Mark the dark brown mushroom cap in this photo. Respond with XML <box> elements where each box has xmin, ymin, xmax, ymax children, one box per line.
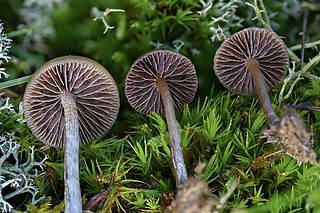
<box><xmin>214</xmin><ymin>27</ymin><xmax>289</xmax><ymax>95</ymax></box>
<box><xmin>24</xmin><ymin>56</ymin><xmax>120</xmax><ymax>148</ymax></box>
<box><xmin>125</xmin><ymin>50</ymin><xmax>198</xmax><ymax>115</ymax></box>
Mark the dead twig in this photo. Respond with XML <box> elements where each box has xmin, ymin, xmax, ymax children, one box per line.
<box><xmin>84</xmin><ymin>173</ymin><xmax>115</xmax><ymax>211</ymax></box>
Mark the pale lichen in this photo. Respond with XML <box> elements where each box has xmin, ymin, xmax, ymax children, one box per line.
<box><xmin>198</xmin><ymin>0</ymin><xmax>244</xmax><ymax>42</ymax></box>
<box><xmin>91</xmin><ymin>7</ymin><xmax>125</xmax><ymax>34</ymax></box>
<box><xmin>0</xmin><ymin>21</ymin><xmax>11</xmax><ymax>79</ymax></box>
<box><xmin>0</xmin><ymin>134</ymin><xmax>47</xmax><ymax>212</ymax></box>
<box><xmin>0</xmin><ymin>96</ymin><xmax>24</xmax><ymax>124</ymax></box>
<box><xmin>0</xmin><ymin>96</ymin><xmax>45</xmax><ymax>212</ymax></box>
<box><xmin>18</xmin><ymin>0</ymin><xmax>64</xmax><ymax>44</ymax></box>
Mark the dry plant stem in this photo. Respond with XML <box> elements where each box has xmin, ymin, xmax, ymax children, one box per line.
<box><xmin>84</xmin><ymin>173</ymin><xmax>115</xmax><ymax>211</ymax></box>
<box><xmin>60</xmin><ymin>92</ymin><xmax>82</xmax><ymax>213</ymax></box>
<box><xmin>290</xmin><ymin>40</ymin><xmax>320</xmax><ymax>51</ymax></box>
<box><xmin>0</xmin><ymin>75</ymin><xmax>31</xmax><ymax>90</ymax></box>
<box><xmin>301</xmin><ymin>7</ymin><xmax>309</xmax><ymax>68</ymax></box>
<box><xmin>246</xmin><ymin>58</ymin><xmax>279</xmax><ymax>125</ymax></box>
<box><xmin>156</xmin><ymin>78</ymin><xmax>187</xmax><ymax>189</ymax></box>
<box><xmin>0</xmin><ymin>89</ymin><xmax>20</xmax><ymax>99</ymax></box>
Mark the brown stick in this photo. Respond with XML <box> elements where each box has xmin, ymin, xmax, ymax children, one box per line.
<box><xmin>301</xmin><ymin>7</ymin><xmax>309</xmax><ymax>68</ymax></box>
<box><xmin>84</xmin><ymin>173</ymin><xmax>115</xmax><ymax>211</ymax></box>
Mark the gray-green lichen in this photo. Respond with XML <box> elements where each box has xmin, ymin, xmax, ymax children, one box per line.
<box><xmin>0</xmin><ymin>97</ymin><xmax>47</xmax><ymax>212</ymax></box>
<box><xmin>0</xmin><ymin>134</ymin><xmax>47</xmax><ymax>212</ymax></box>
<box><xmin>18</xmin><ymin>0</ymin><xmax>64</xmax><ymax>45</ymax></box>
<box><xmin>0</xmin><ymin>21</ymin><xmax>11</xmax><ymax>79</ymax></box>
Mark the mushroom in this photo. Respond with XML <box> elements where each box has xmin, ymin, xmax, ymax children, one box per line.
<box><xmin>23</xmin><ymin>56</ymin><xmax>120</xmax><ymax>213</ymax></box>
<box><xmin>125</xmin><ymin>50</ymin><xmax>198</xmax><ymax>188</ymax></box>
<box><xmin>214</xmin><ymin>27</ymin><xmax>289</xmax><ymax>125</ymax></box>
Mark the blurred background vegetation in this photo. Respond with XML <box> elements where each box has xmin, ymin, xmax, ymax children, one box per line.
<box><xmin>1</xmin><ymin>0</ymin><xmax>320</xmax><ymax>212</ymax></box>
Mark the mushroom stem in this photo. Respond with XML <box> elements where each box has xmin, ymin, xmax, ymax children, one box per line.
<box><xmin>245</xmin><ymin>58</ymin><xmax>279</xmax><ymax>125</ymax></box>
<box><xmin>60</xmin><ymin>92</ymin><xmax>82</xmax><ymax>213</ymax></box>
<box><xmin>156</xmin><ymin>78</ymin><xmax>188</xmax><ymax>189</ymax></box>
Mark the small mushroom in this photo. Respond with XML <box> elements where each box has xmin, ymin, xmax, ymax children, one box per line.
<box><xmin>24</xmin><ymin>56</ymin><xmax>120</xmax><ymax>213</ymax></box>
<box><xmin>214</xmin><ymin>27</ymin><xmax>289</xmax><ymax>125</ymax></box>
<box><xmin>125</xmin><ymin>50</ymin><xmax>198</xmax><ymax>188</ymax></box>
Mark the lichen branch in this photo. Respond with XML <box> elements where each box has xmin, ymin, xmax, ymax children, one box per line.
<box><xmin>279</xmin><ymin>53</ymin><xmax>320</xmax><ymax>101</ymax></box>
<box><xmin>0</xmin><ymin>21</ymin><xmax>11</xmax><ymax>79</ymax></box>
<box><xmin>91</xmin><ymin>7</ymin><xmax>125</xmax><ymax>34</ymax></box>
<box><xmin>0</xmin><ymin>134</ymin><xmax>47</xmax><ymax>212</ymax></box>
<box><xmin>207</xmin><ymin>0</ymin><xmax>243</xmax><ymax>42</ymax></box>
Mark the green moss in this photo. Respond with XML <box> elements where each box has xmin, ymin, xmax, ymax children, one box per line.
<box><xmin>1</xmin><ymin>0</ymin><xmax>320</xmax><ymax>212</ymax></box>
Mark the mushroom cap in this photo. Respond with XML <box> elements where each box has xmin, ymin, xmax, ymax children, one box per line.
<box><xmin>125</xmin><ymin>50</ymin><xmax>198</xmax><ymax>115</ymax></box>
<box><xmin>24</xmin><ymin>56</ymin><xmax>120</xmax><ymax>149</ymax></box>
<box><xmin>214</xmin><ymin>27</ymin><xmax>289</xmax><ymax>95</ymax></box>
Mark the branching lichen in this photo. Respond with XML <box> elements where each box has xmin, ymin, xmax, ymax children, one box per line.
<box><xmin>18</xmin><ymin>0</ymin><xmax>64</xmax><ymax>44</ymax></box>
<box><xmin>198</xmin><ymin>0</ymin><xmax>215</xmax><ymax>18</ymax></box>
<box><xmin>0</xmin><ymin>21</ymin><xmax>11</xmax><ymax>79</ymax></box>
<box><xmin>91</xmin><ymin>7</ymin><xmax>125</xmax><ymax>34</ymax></box>
<box><xmin>150</xmin><ymin>38</ymin><xmax>200</xmax><ymax>56</ymax></box>
<box><xmin>0</xmin><ymin>98</ymin><xmax>14</xmax><ymax>114</ymax></box>
<box><xmin>0</xmin><ymin>95</ymin><xmax>44</xmax><ymax>212</ymax></box>
<box><xmin>0</xmin><ymin>96</ymin><xmax>24</xmax><ymax>124</ymax></box>
<box><xmin>202</xmin><ymin>0</ymin><xmax>244</xmax><ymax>42</ymax></box>
<box><xmin>0</xmin><ymin>134</ymin><xmax>47</xmax><ymax>213</ymax></box>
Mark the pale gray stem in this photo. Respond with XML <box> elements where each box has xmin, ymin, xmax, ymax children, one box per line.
<box><xmin>156</xmin><ymin>78</ymin><xmax>188</xmax><ymax>189</ymax></box>
<box><xmin>60</xmin><ymin>92</ymin><xmax>82</xmax><ymax>213</ymax></box>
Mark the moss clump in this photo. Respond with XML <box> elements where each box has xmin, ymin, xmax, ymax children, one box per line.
<box><xmin>1</xmin><ymin>0</ymin><xmax>320</xmax><ymax>212</ymax></box>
